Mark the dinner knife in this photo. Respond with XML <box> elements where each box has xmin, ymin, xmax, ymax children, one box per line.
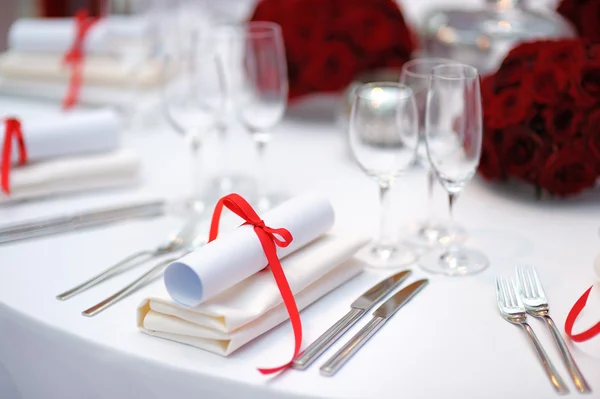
<box><xmin>0</xmin><ymin>200</ymin><xmax>166</xmax><ymax>244</ymax></box>
<box><xmin>292</xmin><ymin>270</ymin><xmax>412</xmax><ymax>370</ymax></box>
<box><xmin>320</xmin><ymin>279</ymin><xmax>429</xmax><ymax>377</ymax></box>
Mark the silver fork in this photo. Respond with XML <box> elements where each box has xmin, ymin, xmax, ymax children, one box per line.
<box><xmin>496</xmin><ymin>277</ymin><xmax>569</xmax><ymax>395</ymax></box>
<box><xmin>56</xmin><ymin>218</ymin><xmax>200</xmax><ymax>301</ymax></box>
<box><xmin>517</xmin><ymin>265</ymin><xmax>592</xmax><ymax>393</ymax></box>
<box><xmin>81</xmin><ymin>235</ymin><xmax>207</xmax><ymax>317</ymax></box>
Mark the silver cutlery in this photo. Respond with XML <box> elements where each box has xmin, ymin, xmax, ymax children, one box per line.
<box><xmin>0</xmin><ymin>200</ymin><xmax>166</xmax><ymax>245</ymax></box>
<box><xmin>516</xmin><ymin>265</ymin><xmax>592</xmax><ymax>394</ymax></box>
<box><xmin>56</xmin><ymin>218</ymin><xmax>199</xmax><ymax>301</ymax></box>
<box><xmin>292</xmin><ymin>269</ymin><xmax>412</xmax><ymax>370</ymax></box>
<box><xmin>81</xmin><ymin>235</ymin><xmax>207</xmax><ymax>317</ymax></box>
<box><xmin>320</xmin><ymin>279</ymin><xmax>428</xmax><ymax>377</ymax></box>
<box><xmin>496</xmin><ymin>277</ymin><xmax>569</xmax><ymax>395</ymax></box>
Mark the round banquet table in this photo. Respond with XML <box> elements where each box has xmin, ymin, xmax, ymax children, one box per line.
<box><xmin>1</xmin><ymin>92</ymin><xmax>599</xmax><ymax>399</ymax></box>
<box><xmin>1</xmin><ymin>1</ymin><xmax>600</xmax><ymax>397</ymax></box>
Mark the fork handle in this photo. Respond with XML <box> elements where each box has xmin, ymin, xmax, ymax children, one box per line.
<box><xmin>542</xmin><ymin>315</ymin><xmax>592</xmax><ymax>393</ymax></box>
<box><xmin>520</xmin><ymin>322</ymin><xmax>569</xmax><ymax>395</ymax></box>
<box><xmin>81</xmin><ymin>257</ymin><xmax>174</xmax><ymax>317</ymax></box>
<box><xmin>56</xmin><ymin>250</ymin><xmax>156</xmax><ymax>301</ymax></box>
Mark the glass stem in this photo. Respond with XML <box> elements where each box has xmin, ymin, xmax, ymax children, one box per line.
<box><xmin>254</xmin><ymin>133</ymin><xmax>269</xmax><ymax>204</ymax></box>
<box><xmin>427</xmin><ymin>167</ymin><xmax>435</xmax><ymax>221</ymax></box>
<box><xmin>189</xmin><ymin>135</ymin><xmax>203</xmax><ymax>204</ymax></box>
<box><xmin>377</xmin><ymin>179</ymin><xmax>396</xmax><ymax>248</ymax></box>
<box><xmin>447</xmin><ymin>192</ymin><xmax>460</xmax><ymax>253</ymax></box>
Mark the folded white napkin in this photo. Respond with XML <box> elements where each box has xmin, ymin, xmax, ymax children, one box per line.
<box><xmin>0</xmin><ymin>52</ymin><xmax>164</xmax><ymax>88</ymax></box>
<box><xmin>138</xmin><ymin>233</ymin><xmax>368</xmax><ymax>356</ymax></box>
<box><xmin>6</xmin><ymin>109</ymin><xmax>120</xmax><ymax>164</ymax></box>
<box><xmin>0</xmin><ymin>77</ymin><xmax>157</xmax><ymax>108</ymax></box>
<box><xmin>8</xmin><ymin>17</ymin><xmax>153</xmax><ymax>56</ymax></box>
<box><xmin>1</xmin><ymin>149</ymin><xmax>140</xmax><ymax>202</ymax></box>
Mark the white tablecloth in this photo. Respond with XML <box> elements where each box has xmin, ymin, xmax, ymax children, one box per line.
<box><xmin>0</xmin><ymin>92</ymin><xmax>599</xmax><ymax>399</ymax></box>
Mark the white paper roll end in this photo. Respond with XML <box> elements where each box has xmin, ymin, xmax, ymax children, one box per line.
<box><xmin>164</xmin><ymin>261</ymin><xmax>204</xmax><ymax>307</ymax></box>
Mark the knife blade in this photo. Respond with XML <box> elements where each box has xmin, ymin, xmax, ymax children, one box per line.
<box><xmin>292</xmin><ymin>270</ymin><xmax>412</xmax><ymax>370</ymax></box>
<box><xmin>0</xmin><ymin>200</ymin><xmax>166</xmax><ymax>245</ymax></box>
<box><xmin>320</xmin><ymin>279</ymin><xmax>429</xmax><ymax>377</ymax></box>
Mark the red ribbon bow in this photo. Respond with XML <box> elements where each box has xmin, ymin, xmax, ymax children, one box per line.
<box><xmin>1</xmin><ymin>118</ymin><xmax>27</xmax><ymax>195</ymax></box>
<box><xmin>62</xmin><ymin>9</ymin><xmax>99</xmax><ymax>109</ymax></box>
<box><xmin>208</xmin><ymin>193</ymin><xmax>301</xmax><ymax>375</ymax></box>
<box><xmin>565</xmin><ymin>285</ymin><xmax>600</xmax><ymax>342</ymax></box>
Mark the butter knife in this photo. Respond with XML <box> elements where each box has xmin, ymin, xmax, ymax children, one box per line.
<box><xmin>0</xmin><ymin>200</ymin><xmax>165</xmax><ymax>244</ymax></box>
<box><xmin>292</xmin><ymin>270</ymin><xmax>412</xmax><ymax>370</ymax></box>
<box><xmin>320</xmin><ymin>279</ymin><xmax>429</xmax><ymax>377</ymax></box>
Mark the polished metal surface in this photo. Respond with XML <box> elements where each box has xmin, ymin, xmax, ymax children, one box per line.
<box><xmin>320</xmin><ymin>278</ymin><xmax>429</xmax><ymax>377</ymax></box>
<box><xmin>0</xmin><ymin>200</ymin><xmax>165</xmax><ymax>244</ymax></box>
<box><xmin>56</xmin><ymin>218</ymin><xmax>199</xmax><ymax>301</ymax></box>
<box><xmin>82</xmin><ymin>235</ymin><xmax>206</xmax><ymax>317</ymax></box>
<box><xmin>516</xmin><ymin>265</ymin><xmax>592</xmax><ymax>394</ymax></box>
<box><xmin>292</xmin><ymin>270</ymin><xmax>412</xmax><ymax>370</ymax></box>
<box><xmin>373</xmin><ymin>279</ymin><xmax>428</xmax><ymax>319</ymax></box>
<box><xmin>351</xmin><ymin>270</ymin><xmax>412</xmax><ymax>310</ymax></box>
<box><xmin>496</xmin><ymin>277</ymin><xmax>569</xmax><ymax>395</ymax></box>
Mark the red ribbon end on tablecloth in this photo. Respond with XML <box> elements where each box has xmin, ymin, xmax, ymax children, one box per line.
<box><xmin>208</xmin><ymin>193</ymin><xmax>302</xmax><ymax>375</ymax></box>
<box><xmin>565</xmin><ymin>285</ymin><xmax>600</xmax><ymax>342</ymax></box>
<box><xmin>62</xmin><ymin>9</ymin><xmax>99</xmax><ymax>110</ymax></box>
<box><xmin>1</xmin><ymin>118</ymin><xmax>27</xmax><ymax>195</ymax></box>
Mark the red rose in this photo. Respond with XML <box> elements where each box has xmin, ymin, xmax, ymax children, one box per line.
<box><xmin>479</xmin><ymin>138</ymin><xmax>504</xmax><ymax>180</ymax></box>
<box><xmin>539</xmin><ymin>146</ymin><xmax>598</xmax><ymax>196</ymax></box>
<box><xmin>502</xmin><ymin>41</ymin><xmax>543</xmax><ymax>70</ymax></box>
<box><xmin>336</xmin><ymin>10</ymin><xmax>395</xmax><ymax>54</ymax></box>
<box><xmin>588</xmin><ymin>43</ymin><xmax>600</xmax><ymax>63</ymax></box>
<box><xmin>488</xmin><ymin>84</ymin><xmax>533</xmax><ymax>129</ymax></box>
<box><xmin>583</xmin><ymin>109</ymin><xmax>600</xmax><ymax>163</ymax></box>
<box><xmin>501</xmin><ymin>126</ymin><xmax>545</xmax><ymax>181</ymax></box>
<box><xmin>531</xmin><ymin>65</ymin><xmax>569</xmax><ymax>105</ymax></box>
<box><xmin>571</xmin><ymin>62</ymin><xmax>600</xmax><ymax>106</ymax></box>
<box><xmin>576</xmin><ymin>0</ymin><xmax>600</xmax><ymax>42</ymax></box>
<box><xmin>302</xmin><ymin>41</ymin><xmax>359</xmax><ymax>92</ymax></box>
<box><xmin>538</xmin><ymin>40</ymin><xmax>586</xmax><ymax>74</ymax></box>
<box><xmin>542</xmin><ymin>101</ymin><xmax>584</xmax><ymax>142</ymax></box>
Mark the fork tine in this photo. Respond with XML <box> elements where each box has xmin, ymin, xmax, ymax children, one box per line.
<box><xmin>527</xmin><ymin>267</ymin><xmax>538</xmax><ymax>297</ymax></box>
<box><xmin>516</xmin><ymin>265</ymin><xmax>527</xmax><ymax>298</ymax></box>
<box><xmin>530</xmin><ymin>266</ymin><xmax>546</xmax><ymax>298</ymax></box>
<box><xmin>508</xmin><ymin>278</ymin><xmax>519</xmax><ymax>307</ymax></box>
<box><xmin>502</xmin><ymin>277</ymin><xmax>513</xmax><ymax>307</ymax></box>
<box><xmin>495</xmin><ymin>277</ymin><xmax>503</xmax><ymax>307</ymax></box>
<box><xmin>521</xmin><ymin>265</ymin><xmax>534</xmax><ymax>299</ymax></box>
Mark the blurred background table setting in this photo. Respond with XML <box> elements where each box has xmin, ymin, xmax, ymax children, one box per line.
<box><xmin>0</xmin><ymin>0</ymin><xmax>599</xmax><ymax>398</ymax></box>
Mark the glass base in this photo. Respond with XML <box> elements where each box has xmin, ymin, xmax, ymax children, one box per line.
<box><xmin>418</xmin><ymin>248</ymin><xmax>489</xmax><ymax>276</ymax></box>
<box><xmin>358</xmin><ymin>242</ymin><xmax>418</xmax><ymax>269</ymax></box>
<box><xmin>211</xmin><ymin>174</ymin><xmax>257</xmax><ymax>199</ymax></box>
<box><xmin>254</xmin><ymin>192</ymin><xmax>289</xmax><ymax>213</ymax></box>
<box><xmin>405</xmin><ymin>220</ymin><xmax>468</xmax><ymax>248</ymax></box>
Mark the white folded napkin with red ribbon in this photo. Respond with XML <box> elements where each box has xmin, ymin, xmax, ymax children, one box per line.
<box><xmin>137</xmin><ymin>233</ymin><xmax>367</xmax><ymax>356</ymax></box>
<box><xmin>1</xmin><ymin>149</ymin><xmax>140</xmax><ymax>203</ymax></box>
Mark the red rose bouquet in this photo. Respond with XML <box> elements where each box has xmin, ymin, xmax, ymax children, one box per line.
<box><xmin>249</xmin><ymin>0</ymin><xmax>416</xmax><ymax>100</ymax></box>
<box><xmin>557</xmin><ymin>0</ymin><xmax>600</xmax><ymax>42</ymax></box>
<box><xmin>479</xmin><ymin>39</ymin><xmax>600</xmax><ymax>197</ymax></box>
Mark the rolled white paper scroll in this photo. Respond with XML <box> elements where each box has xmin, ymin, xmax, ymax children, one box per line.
<box><xmin>7</xmin><ymin>17</ymin><xmax>153</xmax><ymax>56</ymax></box>
<box><xmin>164</xmin><ymin>195</ymin><xmax>335</xmax><ymax>307</ymax></box>
<box><xmin>8</xmin><ymin>109</ymin><xmax>121</xmax><ymax>164</ymax></box>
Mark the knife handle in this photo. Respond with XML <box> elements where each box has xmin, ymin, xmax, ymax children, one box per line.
<box><xmin>292</xmin><ymin>308</ymin><xmax>364</xmax><ymax>370</ymax></box>
<box><xmin>320</xmin><ymin>316</ymin><xmax>386</xmax><ymax>377</ymax></box>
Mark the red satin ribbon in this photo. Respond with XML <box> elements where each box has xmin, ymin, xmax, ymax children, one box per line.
<box><xmin>62</xmin><ymin>9</ymin><xmax>99</xmax><ymax>109</ymax></box>
<box><xmin>565</xmin><ymin>285</ymin><xmax>600</xmax><ymax>342</ymax></box>
<box><xmin>1</xmin><ymin>118</ymin><xmax>27</xmax><ymax>195</ymax></box>
<box><xmin>208</xmin><ymin>193</ymin><xmax>301</xmax><ymax>374</ymax></box>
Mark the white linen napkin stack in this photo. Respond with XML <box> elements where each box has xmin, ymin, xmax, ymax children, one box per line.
<box><xmin>1</xmin><ymin>109</ymin><xmax>141</xmax><ymax>202</ymax></box>
<box><xmin>137</xmin><ymin>196</ymin><xmax>369</xmax><ymax>356</ymax></box>
<box><xmin>0</xmin><ymin>17</ymin><xmax>162</xmax><ymax>107</ymax></box>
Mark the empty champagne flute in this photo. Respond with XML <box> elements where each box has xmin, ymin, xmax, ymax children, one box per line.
<box><xmin>232</xmin><ymin>22</ymin><xmax>288</xmax><ymax>211</ymax></box>
<box><xmin>400</xmin><ymin>58</ymin><xmax>466</xmax><ymax>246</ymax></box>
<box><xmin>349</xmin><ymin>82</ymin><xmax>419</xmax><ymax>268</ymax></box>
<box><xmin>160</xmin><ymin>30</ymin><xmax>224</xmax><ymax>215</ymax></box>
<box><xmin>419</xmin><ymin>64</ymin><xmax>489</xmax><ymax>276</ymax></box>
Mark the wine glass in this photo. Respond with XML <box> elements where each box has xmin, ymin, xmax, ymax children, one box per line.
<box><xmin>349</xmin><ymin>82</ymin><xmax>419</xmax><ymax>268</ymax></box>
<box><xmin>160</xmin><ymin>29</ymin><xmax>224</xmax><ymax>215</ymax></box>
<box><xmin>230</xmin><ymin>22</ymin><xmax>289</xmax><ymax>211</ymax></box>
<box><xmin>419</xmin><ymin>63</ymin><xmax>489</xmax><ymax>276</ymax></box>
<box><xmin>400</xmin><ymin>58</ymin><xmax>467</xmax><ymax>246</ymax></box>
